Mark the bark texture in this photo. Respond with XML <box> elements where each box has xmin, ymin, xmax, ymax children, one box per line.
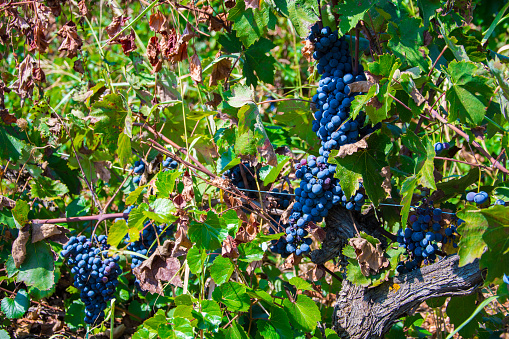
<box><xmin>310</xmin><ymin>205</ymin><xmax>484</xmax><ymax>339</ymax></box>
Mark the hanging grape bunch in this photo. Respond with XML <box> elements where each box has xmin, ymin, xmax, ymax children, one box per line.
<box><xmin>61</xmin><ymin>235</ymin><xmax>121</xmax><ymax>324</ymax></box>
<box><xmin>222</xmin><ymin>162</ymin><xmax>259</xmax><ymax>198</ymax></box>
<box><xmin>396</xmin><ymin>200</ymin><xmax>461</xmax><ymax>273</ymax></box>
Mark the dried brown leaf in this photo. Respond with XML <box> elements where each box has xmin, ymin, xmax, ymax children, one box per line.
<box><xmin>16</xmin><ymin>118</ymin><xmax>27</xmax><ymax>131</ymax></box>
<box><xmin>335</xmin><ymin>137</ymin><xmax>369</xmax><ymax>158</ymax></box>
<box><xmin>73</xmin><ymin>60</ymin><xmax>85</xmax><ymax>74</ymax></box>
<box><xmin>189</xmin><ymin>53</ymin><xmax>202</xmax><ymax>83</ymax></box>
<box><xmin>10</xmin><ymin>54</ymin><xmax>36</xmax><ymax>99</ymax></box>
<box><xmin>119</xmin><ymin>29</ymin><xmax>137</xmax><ymax>55</ymax></box>
<box><xmin>182</xmin><ymin>171</ymin><xmax>195</xmax><ymax>201</ymax></box>
<box><xmin>35</xmin><ymin>4</ymin><xmax>53</xmax><ymax>30</ymax></box>
<box><xmin>132</xmin><ymin>240</ymin><xmax>183</xmax><ymax>294</ymax></box>
<box><xmin>147</xmin><ymin>36</ymin><xmax>160</xmax><ymax>66</ymax></box>
<box><xmin>94</xmin><ymin>161</ymin><xmax>111</xmax><ymax>183</ymax></box>
<box><xmin>0</xmin><ymin>195</ymin><xmax>16</xmax><ymax>210</ymax></box>
<box><xmin>105</xmin><ymin>16</ymin><xmax>130</xmax><ymax>42</ymax></box>
<box><xmin>235</xmin><ymin>214</ymin><xmax>259</xmax><ymax>243</ymax></box>
<box><xmin>225</xmin><ymin>0</ymin><xmax>236</xmax><ymax>8</ymax></box>
<box><xmin>222</xmin><ymin>235</ymin><xmax>239</xmax><ymax>259</ymax></box>
<box><xmin>380</xmin><ymin>166</ymin><xmax>392</xmax><ymax>198</ymax></box>
<box><xmin>282</xmin><ymin>253</ymin><xmax>301</xmax><ymax>269</ymax></box>
<box><xmin>349</xmin><ymin>81</ymin><xmax>373</xmax><ymax>93</ymax></box>
<box><xmin>31</xmin><ymin>22</ymin><xmax>49</xmax><ymax>53</ymax></box>
<box><xmin>209</xmin><ymin>56</ymin><xmax>231</xmax><ymax>86</ymax></box>
<box><xmin>12</xmin><ymin>225</ymin><xmax>30</xmax><ymax>268</ymax></box>
<box><xmin>182</xmin><ymin>22</ymin><xmax>198</xmax><ymax>42</ymax></box>
<box><xmin>78</xmin><ymin>0</ymin><xmax>88</xmax><ymax>16</ymax></box>
<box><xmin>209</xmin><ymin>13</ymin><xmax>227</xmax><ymax>32</ymax></box>
<box><xmin>32</xmin><ymin>67</ymin><xmax>46</xmax><ymax>83</ymax></box>
<box><xmin>301</xmin><ymin>40</ymin><xmax>314</xmax><ymax>63</ymax></box>
<box><xmin>173</xmin><ymin>216</ymin><xmax>192</xmax><ymax>252</ymax></box>
<box><xmin>246</xmin><ymin>260</ymin><xmax>262</xmax><ymax>275</ymax></box>
<box><xmin>149</xmin><ymin>11</ymin><xmax>166</xmax><ymax>33</ymax></box>
<box><xmin>259</xmin><ymin>138</ymin><xmax>277</xmax><ymax>166</ymax></box>
<box><xmin>0</xmin><ymin>109</ymin><xmax>17</xmax><ymax>124</ymax></box>
<box><xmin>31</xmin><ymin>223</ymin><xmax>68</xmax><ymax>243</ymax></box>
<box><xmin>306</xmin><ymin>265</ymin><xmax>325</xmax><ymax>281</ymax></box>
<box><xmin>57</xmin><ymin>21</ymin><xmax>83</xmax><ymax>58</ymax></box>
<box><xmin>244</xmin><ymin>0</ymin><xmax>260</xmax><ymax>9</ymax></box>
<box><xmin>205</xmin><ymin>92</ymin><xmax>222</xmax><ymax>107</ymax></box>
<box><xmin>348</xmin><ymin>237</ymin><xmax>389</xmax><ymax>276</ymax></box>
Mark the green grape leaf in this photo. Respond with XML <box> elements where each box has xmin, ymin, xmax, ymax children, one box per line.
<box><xmin>258</xmin><ymin>306</ymin><xmax>293</xmax><ymax>339</ymax></box>
<box><xmin>289</xmin><ymin>276</ymin><xmax>313</xmax><ymax>291</ymax></box>
<box><xmin>189</xmin><ymin>211</ymin><xmax>230</xmax><ymax>250</ymax></box>
<box><xmin>228</xmin><ymin>2</ymin><xmax>272</xmax><ymax>47</ymax></box>
<box><xmin>108</xmin><ymin>219</ymin><xmax>128</xmax><ymax>248</ymax></box>
<box><xmin>192</xmin><ymin>300</ymin><xmax>223</xmax><ymax>332</ymax></box>
<box><xmin>212</xmin><ymin>281</ymin><xmax>251</xmax><ymax>312</ymax></box>
<box><xmin>187</xmin><ymin>246</ymin><xmax>207</xmax><ymax>275</ymax></box>
<box><xmin>218</xmin><ymin>31</ymin><xmax>243</xmax><ymax>53</ymax></box>
<box><xmin>445</xmin><ymin>60</ymin><xmax>495</xmax><ymax>125</ymax></box>
<box><xmin>447</xmin><ymin>294</ymin><xmax>480</xmax><ymax>338</ymax></box>
<box><xmin>0</xmin><ymin>126</ymin><xmax>28</xmax><ymax>161</ymax></box>
<box><xmin>155</xmin><ymin>170</ymin><xmax>181</xmax><ymax>197</ymax></box>
<box><xmin>273</xmin><ymin>0</ymin><xmax>318</xmax><ymax>37</ymax></box>
<box><xmin>117</xmin><ymin>132</ymin><xmax>132</xmax><ymax>167</ymax></box>
<box><xmin>417</xmin><ymin>0</ymin><xmax>441</xmax><ymax>27</ymax></box>
<box><xmin>238</xmin><ymin>242</ymin><xmax>264</xmax><ymax>262</ymax></box>
<box><xmin>436</xmin><ymin>168</ymin><xmax>479</xmax><ymax>203</ymax></box>
<box><xmin>90</xmin><ymin>93</ymin><xmax>129</xmax><ymax>143</ymax></box>
<box><xmin>227</xmin><ymin>84</ymin><xmax>254</xmax><ymax>108</ymax></box>
<box><xmin>282</xmin><ymin>294</ymin><xmax>320</xmax><ymax>333</ymax></box>
<box><xmin>210</xmin><ymin>256</ymin><xmax>234</xmax><ymax>285</ymax></box>
<box><xmin>12</xmin><ymin>200</ymin><xmax>29</xmax><ymax>229</ymax></box>
<box><xmin>1</xmin><ymin>289</ymin><xmax>29</xmax><ymax>319</ymax></box>
<box><xmin>219</xmin><ymin>321</ymin><xmax>249</xmax><ymax>339</ymax></box>
<box><xmin>16</xmin><ymin>241</ymin><xmax>55</xmax><ymax>291</ymax></box>
<box><xmin>145</xmin><ymin>198</ymin><xmax>177</xmax><ymax>224</ymax></box>
<box><xmin>400</xmin><ymin>175</ymin><xmax>418</xmax><ymax>227</ymax></box>
<box><xmin>387</xmin><ymin>17</ymin><xmax>428</xmax><ymax>72</ymax></box>
<box><xmin>416</xmin><ymin>140</ymin><xmax>436</xmax><ymax>190</ymax></box>
<box><xmin>336</xmin><ymin>0</ymin><xmax>377</xmax><ymax>36</ymax></box>
<box><xmin>331</xmin><ymin>133</ymin><xmax>390</xmax><ymax>206</ymax></box>
<box><xmin>479</xmin><ymin>205</ymin><xmax>509</xmax><ymax>284</ymax></box>
<box><xmin>29</xmin><ymin>176</ymin><xmax>69</xmax><ymax>201</ymax></box>
<box><xmin>127</xmin><ymin>203</ymin><xmax>149</xmax><ymax>242</ymax></box>
<box><xmin>64</xmin><ymin>300</ymin><xmax>85</xmax><ymax>331</ymax></box>
<box><xmin>126</xmin><ymin>185</ymin><xmax>147</xmax><ymax>206</ymax></box>
<box><xmin>244</xmin><ymin>38</ymin><xmax>277</xmax><ymax>87</ymax></box>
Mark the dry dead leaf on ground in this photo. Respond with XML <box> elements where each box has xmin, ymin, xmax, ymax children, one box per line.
<box><xmin>57</xmin><ymin>21</ymin><xmax>83</xmax><ymax>58</ymax></box>
<box><xmin>132</xmin><ymin>240</ymin><xmax>183</xmax><ymax>295</ymax></box>
<box><xmin>149</xmin><ymin>11</ymin><xmax>166</xmax><ymax>32</ymax></box>
<box><xmin>349</xmin><ymin>237</ymin><xmax>389</xmax><ymax>276</ymax></box>
<box><xmin>12</xmin><ymin>225</ymin><xmax>30</xmax><ymax>268</ymax></box>
<box><xmin>189</xmin><ymin>53</ymin><xmax>202</xmax><ymax>83</ymax></box>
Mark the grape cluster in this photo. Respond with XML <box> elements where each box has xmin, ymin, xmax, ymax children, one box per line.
<box><xmin>222</xmin><ymin>163</ymin><xmax>258</xmax><ymax>197</ymax></box>
<box><xmin>308</xmin><ymin>25</ymin><xmax>380</xmax><ymax>157</ymax></box>
<box><xmin>434</xmin><ymin>142</ymin><xmax>450</xmax><ymax>155</ymax></box>
<box><xmin>268</xmin><ymin>188</ymin><xmax>291</xmax><ymax>210</ymax></box>
<box><xmin>396</xmin><ymin>200</ymin><xmax>460</xmax><ymax>273</ymax></box>
<box><xmin>133</xmin><ymin>159</ymin><xmax>145</xmax><ymax>185</ymax></box>
<box><xmin>268</xmin><ymin>216</ymin><xmax>293</xmax><ymax>257</ymax></box>
<box><xmin>61</xmin><ymin>235</ymin><xmax>121</xmax><ymax>324</ymax></box>
<box><xmin>162</xmin><ymin>157</ymin><xmax>179</xmax><ymax>170</ymax></box>
<box><xmin>466</xmin><ymin>191</ymin><xmax>489</xmax><ymax>205</ymax></box>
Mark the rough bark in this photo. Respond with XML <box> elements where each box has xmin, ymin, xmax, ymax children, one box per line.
<box><xmin>311</xmin><ymin>205</ymin><xmax>484</xmax><ymax>339</ymax></box>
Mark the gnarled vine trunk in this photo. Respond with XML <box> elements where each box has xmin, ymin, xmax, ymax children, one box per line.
<box><xmin>310</xmin><ymin>206</ymin><xmax>484</xmax><ymax>339</ymax></box>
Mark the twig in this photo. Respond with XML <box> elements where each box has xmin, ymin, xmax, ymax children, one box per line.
<box><xmin>0</xmin><ymin>286</ymin><xmax>63</xmax><ymax>312</ymax></box>
<box><xmin>318</xmin><ymin>264</ymin><xmax>343</xmax><ymax>282</ymax></box>
<box><xmin>32</xmin><ymin>213</ymin><xmax>129</xmax><ymax>224</ymax></box>
<box><xmin>434</xmin><ymin>156</ymin><xmax>492</xmax><ymax>170</ymax></box>
<box><xmin>257</xmin><ymin>98</ymin><xmax>313</xmax><ymax>105</ymax></box>
<box><xmin>427</xmin><ymin>45</ymin><xmax>448</xmax><ymax>78</ymax></box>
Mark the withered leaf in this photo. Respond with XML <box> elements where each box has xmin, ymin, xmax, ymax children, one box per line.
<box><xmin>283</xmin><ymin>253</ymin><xmax>301</xmax><ymax>269</ymax></box>
<box><xmin>12</xmin><ymin>225</ymin><xmax>30</xmax><ymax>268</ymax></box>
<box><xmin>173</xmin><ymin>216</ymin><xmax>192</xmax><ymax>252</ymax></box>
<box><xmin>94</xmin><ymin>161</ymin><xmax>111</xmax><ymax>183</ymax></box>
<box><xmin>33</xmin><ymin>67</ymin><xmax>46</xmax><ymax>83</ymax></box>
<box><xmin>173</xmin><ymin>194</ymin><xmax>186</xmax><ymax>209</ymax></box>
<box><xmin>78</xmin><ymin>0</ymin><xmax>89</xmax><ymax>16</ymax></box>
<box><xmin>182</xmin><ymin>22</ymin><xmax>198</xmax><ymax>42</ymax></box>
<box><xmin>235</xmin><ymin>214</ymin><xmax>258</xmax><ymax>243</ymax></box>
<box><xmin>205</xmin><ymin>92</ymin><xmax>222</xmax><ymax>107</ymax></box>
<box><xmin>119</xmin><ymin>29</ymin><xmax>137</xmax><ymax>55</ymax></box>
<box><xmin>348</xmin><ymin>237</ymin><xmax>389</xmax><ymax>276</ymax></box>
<box><xmin>225</xmin><ymin>0</ymin><xmax>236</xmax><ymax>8</ymax></box>
<box><xmin>31</xmin><ymin>22</ymin><xmax>49</xmax><ymax>53</ymax></box>
<box><xmin>335</xmin><ymin>137</ymin><xmax>369</xmax><ymax>158</ymax></box>
<box><xmin>10</xmin><ymin>54</ymin><xmax>36</xmax><ymax>99</ymax></box>
<box><xmin>132</xmin><ymin>240</ymin><xmax>183</xmax><ymax>294</ymax></box>
<box><xmin>0</xmin><ymin>109</ymin><xmax>17</xmax><ymax>124</ymax></box>
<box><xmin>380</xmin><ymin>166</ymin><xmax>392</xmax><ymax>198</ymax></box>
<box><xmin>348</xmin><ymin>81</ymin><xmax>373</xmax><ymax>93</ymax></box>
<box><xmin>149</xmin><ymin>11</ymin><xmax>166</xmax><ymax>32</ymax></box>
<box><xmin>244</xmin><ymin>0</ymin><xmax>260</xmax><ymax>10</ymax></box>
<box><xmin>0</xmin><ymin>195</ymin><xmax>16</xmax><ymax>209</ymax></box>
<box><xmin>209</xmin><ymin>57</ymin><xmax>231</xmax><ymax>86</ymax></box>
<box><xmin>301</xmin><ymin>39</ymin><xmax>314</xmax><ymax>63</ymax></box>
<box><xmin>182</xmin><ymin>171</ymin><xmax>194</xmax><ymax>202</ymax></box>
<box><xmin>147</xmin><ymin>36</ymin><xmax>160</xmax><ymax>66</ymax></box>
<box><xmin>222</xmin><ymin>235</ymin><xmax>239</xmax><ymax>259</ymax></box>
<box><xmin>189</xmin><ymin>53</ymin><xmax>202</xmax><ymax>83</ymax></box>
<box><xmin>31</xmin><ymin>223</ymin><xmax>68</xmax><ymax>243</ymax></box>
<box><xmin>73</xmin><ymin>60</ymin><xmax>85</xmax><ymax>74</ymax></box>
<box><xmin>57</xmin><ymin>21</ymin><xmax>83</xmax><ymax>58</ymax></box>
<box><xmin>105</xmin><ymin>16</ymin><xmax>130</xmax><ymax>42</ymax></box>
<box><xmin>209</xmin><ymin>13</ymin><xmax>227</xmax><ymax>32</ymax></box>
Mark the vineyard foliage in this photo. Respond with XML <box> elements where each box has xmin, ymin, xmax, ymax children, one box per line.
<box><xmin>0</xmin><ymin>0</ymin><xmax>509</xmax><ymax>338</ymax></box>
